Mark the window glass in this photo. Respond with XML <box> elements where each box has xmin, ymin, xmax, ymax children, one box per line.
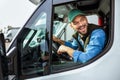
<box><xmin>19</xmin><ymin>12</ymin><xmax>49</xmax><ymax>76</ymax></box>
<box><xmin>23</xmin><ymin>30</ymin><xmax>34</xmax><ymax>48</ymax></box>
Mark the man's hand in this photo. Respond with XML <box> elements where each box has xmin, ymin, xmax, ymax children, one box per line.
<box><xmin>57</xmin><ymin>45</ymin><xmax>67</xmax><ymax>54</ymax></box>
<box><xmin>57</xmin><ymin>45</ymin><xmax>74</xmax><ymax>57</ymax></box>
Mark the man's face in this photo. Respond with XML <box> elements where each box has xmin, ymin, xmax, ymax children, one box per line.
<box><xmin>70</xmin><ymin>15</ymin><xmax>88</xmax><ymax>35</ymax></box>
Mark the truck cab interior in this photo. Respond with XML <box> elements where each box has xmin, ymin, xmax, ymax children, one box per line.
<box><xmin>51</xmin><ymin>0</ymin><xmax>112</xmax><ymax>73</ymax></box>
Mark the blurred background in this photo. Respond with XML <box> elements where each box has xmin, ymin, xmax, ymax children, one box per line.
<box><xmin>0</xmin><ymin>0</ymin><xmax>37</xmax><ymax>49</ymax></box>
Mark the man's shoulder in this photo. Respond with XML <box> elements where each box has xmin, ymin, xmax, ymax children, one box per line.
<box><xmin>92</xmin><ymin>29</ymin><xmax>105</xmax><ymax>36</ymax></box>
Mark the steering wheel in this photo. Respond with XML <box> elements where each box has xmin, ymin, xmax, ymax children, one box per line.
<box><xmin>52</xmin><ymin>41</ymin><xmax>72</xmax><ymax>61</ymax></box>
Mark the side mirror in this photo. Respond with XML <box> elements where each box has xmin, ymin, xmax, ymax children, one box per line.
<box><xmin>29</xmin><ymin>0</ymin><xmax>43</xmax><ymax>5</ymax></box>
<box><xmin>0</xmin><ymin>33</ymin><xmax>8</xmax><ymax>80</ymax></box>
<box><xmin>0</xmin><ymin>33</ymin><xmax>6</xmax><ymax>53</ymax></box>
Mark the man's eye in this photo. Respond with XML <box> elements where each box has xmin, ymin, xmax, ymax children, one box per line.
<box><xmin>73</xmin><ymin>22</ymin><xmax>78</xmax><ymax>25</ymax></box>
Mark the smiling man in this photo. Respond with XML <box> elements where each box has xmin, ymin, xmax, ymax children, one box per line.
<box><xmin>53</xmin><ymin>9</ymin><xmax>106</xmax><ymax>63</ymax></box>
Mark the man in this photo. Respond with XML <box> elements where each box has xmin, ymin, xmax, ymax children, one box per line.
<box><xmin>53</xmin><ymin>9</ymin><xmax>106</xmax><ymax>63</ymax></box>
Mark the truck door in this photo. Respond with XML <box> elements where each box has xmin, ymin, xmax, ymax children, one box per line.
<box><xmin>5</xmin><ymin>0</ymin><xmax>53</xmax><ymax>79</ymax></box>
<box><xmin>0</xmin><ymin>33</ymin><xmax>8</xmax><ymax>80</ymax></box>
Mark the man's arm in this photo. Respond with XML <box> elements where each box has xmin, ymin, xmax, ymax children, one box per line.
<box><xmin>57</xmin><ymin>45</ymin><xmax>74</xmax><ymax>57</ymax></box>
<box><xmin>53</xmin><ymin>36</ymin><xmax>65</xmax><ymax>45</ymax></box>
<box><xmin>73</xmin><ymin>29</ymin><xmax>106</xmax><ymax>63</ymax></box>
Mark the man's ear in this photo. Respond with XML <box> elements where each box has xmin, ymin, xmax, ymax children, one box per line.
<box><xmin>70</xmin><ymin>23</ymin><xmax>76</xmax><ymax>31</ymax></box>
<box><xmin>69</xmin><ymin>23</ymin><xmax>73</xmax><ymax>28</ymax></box>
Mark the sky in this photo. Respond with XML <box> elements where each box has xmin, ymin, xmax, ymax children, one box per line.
<box><xmin>0</xmin><ymin>0</ymin><xmax>37</xmax><ymax>29</ymax></box>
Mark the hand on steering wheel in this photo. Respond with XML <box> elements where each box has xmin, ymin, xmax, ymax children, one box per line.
<box><xmin>52</xmin><ymin>41</ymin><xmax>72</xmax><ymax>61</ymax></box>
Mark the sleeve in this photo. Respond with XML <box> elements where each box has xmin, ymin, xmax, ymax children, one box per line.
<box><xmin>64</xmin><ymin>39</ymin><xmax>79</xmax><ymax>50</ymax></box>
<box><xmin>73</xmin><ymin>29</ymin><xmax>106</xmax><ymax>63</ymax></box>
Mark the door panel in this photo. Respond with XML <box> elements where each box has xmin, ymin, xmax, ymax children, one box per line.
<box><xmin>0</xmin><ymin>33</ymin><xmax>8</xmax><ymax>80</ymax></box>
